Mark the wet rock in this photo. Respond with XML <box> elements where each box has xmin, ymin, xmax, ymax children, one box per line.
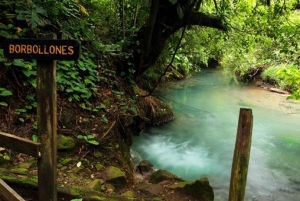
<box><xmin>105</xmin><ymin>166</ymin><xmax>127</xmax><ymax>188</ymax></box>
<box><xmin>168</xmin><ymin>177</ymin><xmax>214</xmax><ymax>201</ymax></box>
<box><xmin>136</xmin><ymin>160</ymin><xmax>155</xmax><ymax>175</ymax></box>
<box><xmin>57</xmin><ymin>134</ymin><xmax>76</xmax><ymax>151</ymax></box>
<box><xmin>149</xmin><ymin>169</ymin><xmax>184</xmax><ymax>184</ymax></box>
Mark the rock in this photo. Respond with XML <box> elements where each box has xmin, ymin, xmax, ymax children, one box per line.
<box><xmin>105</xmin><ymin>166</ymin><xmax>127</xmax><ymax>188</ymax></box>
<box><xmin>87</xmin><ymin>179</ymin><xmax>104</xmax><ymax>191</ymax></box>
<box><xmin>135</xmin><ymin>182</ymin><xmax>163</xmax><ymax>196</ymax></box>
<box><xmin>168</xmin><ymin>177</ymin><xmax>214</xmax><ymax>201</ymax></box>
<box><xmin>57</xmin><ymin>134</ymin><xmax>76</xmax><ymax>151</ymax></box>
<box><xmin>136</xmin><ymin>160</ymin><xmax>155</xmax><ymax>175</ymax></box>
<box><xmin>149</xmin><ymin>169</ymin><xmax>184</xmax><ymax>184</ymax></box>
<box><xmin>121</xmin><ymin>190</ymin><xmax>135</xmax><ymax>199</ymax></box>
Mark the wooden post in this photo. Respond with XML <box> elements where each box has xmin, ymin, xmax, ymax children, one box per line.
<box><xmin>228</xmin><ymin>108</ymin><xmax>253</xmax><ymax>201</ymax></box>
<box><xmin>36</xmin><ymin>33</ymin><xmax>57</xmax><ymax>201</ymax></box>
<box><xmin>0</xmin><ymin>131</ymin><xmax>41</xmax><ymax>157</ymax></box>
<box><xmin>0</xmin><ymin>179</ymin><xmax>26</xmax><ymax>201</ymax></box>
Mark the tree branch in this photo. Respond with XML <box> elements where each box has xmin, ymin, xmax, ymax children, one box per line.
<box><xmin>188</xmin><ymin>11</ymin><xmax>226</xmax><ymax>31</ymax></box>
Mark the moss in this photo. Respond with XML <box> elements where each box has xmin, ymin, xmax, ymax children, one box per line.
<box><xmin>10</xmin><ymin>167</ymin><xmax>29</xmax><ymax>175</ymax></box>
<box><xmin>87</xmin><ymin>179</ymin><xmax>104</xmax><ymax>191</ymax></box>
<box><xmin>95</xmin><ymin>163</ymin><xmax>105</xmax><ymax>171</ymax></box>
<box><xmin>149</xmin><ymin>169</ymin><xmax>183</xmax><ymax>184</ymax></box>
<box><xmin>58</xmin><ymin>134</ymin><xmax>76</xmax><ymax>151</ymax></box>
<box><xmin>169</xmin><ymin>178</ymin><xmax>214</xmax><ymax>201</ymax></box>
<box><xmin>106</xmin><ymin>166</ymin><xmax>127</xmax><ymax>188</ymax></box>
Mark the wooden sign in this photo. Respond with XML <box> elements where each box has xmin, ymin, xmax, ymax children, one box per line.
<box><xmin>3</xmin><ymin>39</ymin><xmax>80</xmax><ymax>60</ymax></box>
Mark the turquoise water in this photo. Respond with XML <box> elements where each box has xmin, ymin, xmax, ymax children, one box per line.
<box><xmin>131</xmin><ymin>70</ymin><xmax>300</xmax><ymax>201</ymax></box>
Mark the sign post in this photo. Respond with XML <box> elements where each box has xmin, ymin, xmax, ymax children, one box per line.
<box><xmin>36</xmin><ymin>33</ymin><xmax>58</xmax><ymax>201</ymax></box>
<box><xmin>4</xmin><ymin>34</ymin><xmax>80</xmax><ymax>201</ymax></box>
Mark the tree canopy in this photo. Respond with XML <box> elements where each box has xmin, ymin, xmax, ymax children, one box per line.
<box><xmin>1</xmin><ymin>0</ymin><xmax>300</xmax><ymax>101</ymax></box>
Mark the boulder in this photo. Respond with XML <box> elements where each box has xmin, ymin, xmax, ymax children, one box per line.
<box><xmin>105</xmin><ymin>166</ymin><xmax>127</xmax><ymax>188</ymax></box>
<box><xmin>136</xmin><ymin>160</ymin><xmax>155</xmax><ymax>175</ymax></box>
<box><xmin>168</xmin><ymin>177</ymin><xmax>214</xmax><ymax>201</ymax></box>
<box><xmin>149</xmin><ymin>169</ymin><xmax>183</xmax><ymax>184</ymax></box>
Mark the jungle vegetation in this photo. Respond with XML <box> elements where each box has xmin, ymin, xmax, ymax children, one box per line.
<box><xmin>0</xmin><ymin>0</ymin><xmax>300</xmax><ymax>133</ymax></box>
<box><xmin>0</xmin><ymin>1</ymin><xmax>299</xmax><ymax>199</ymax></box>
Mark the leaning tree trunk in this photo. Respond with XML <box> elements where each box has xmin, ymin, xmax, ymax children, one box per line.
<box><xmin>126</xmin><ymin>0</ymin><xmax>226</xmax><ymax>79</ymax></box>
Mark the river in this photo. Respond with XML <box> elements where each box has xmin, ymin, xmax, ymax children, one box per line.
<box><xmin>131</xmin><ymin>70</ymin><xmax>300</xmax><ymax>201</ymax></box>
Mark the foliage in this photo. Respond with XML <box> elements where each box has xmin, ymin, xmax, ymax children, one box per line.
<box><xmin>277</xmin><ymin>65</ymin><xmax>300</xmax><ymax>100</ymax></box>
<box><xmin>77</xmin><ymin>134</ymin><xmax>99</xmax><ymax>146</ymax></box>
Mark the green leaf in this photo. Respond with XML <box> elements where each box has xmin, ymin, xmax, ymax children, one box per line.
<box><xmin>102</xmin><ymin>115</ymin><xmax>108</xmax><ymax>123</ymax></box>
<box><xmin>87</xmin><ymin>140</ymin><xmax>99</xmax><ymax>146</ymax></box>
<box><xmin>23</xmin><ymin>69</ymin><xmax>36</xmax><ymax>77</ymax></box>
<box><xmin>0</xmin><ymin>102</ymin><xmax>8</xmax><ymax>107</ymax></box>
<box><xmin>32</xmin><ymin>135</ymin><xmax>38</xmax><ymax>142</ymax></box>
<box><xmin>86</xmin><ymin>135</ymin><xmax>95</xmax><ymax>139</ymax></box>
<box><xmin>13</xmin><ymin>59</ymin><xmax>26</xmax><ymax>67</ymax></box>
<box><xmin>0</xmin><ymin>30</ymin><xmax>11</xmax><ymax>38</ymax></box>
<box><xmin>0</xmin><ymin>89</ymin><xmax>12</xmax><ymax>96</ymax></box>
<box><xmin>77</xmin><ymin>135</ymin><xmax>84</xmax><ymax>139</ymax></box>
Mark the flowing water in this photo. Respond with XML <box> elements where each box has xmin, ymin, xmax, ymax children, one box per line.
<box><xmin>131</xmin><ymin>70</ymin><xmax>300</xmax><ymax>201</ymax></box>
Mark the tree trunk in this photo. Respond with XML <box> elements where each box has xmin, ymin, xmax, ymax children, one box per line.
<box><xmin>127</xmin><ymin>0</ymin><xmax>226</xmax><ymax>79</ymax></box>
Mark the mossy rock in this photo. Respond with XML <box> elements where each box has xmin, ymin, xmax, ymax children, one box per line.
<box><xmin>149</xmin><ymin>169</ymin><xmax>183</xmax><ymax>184</ymax></box>
<box><xmin>10</xmin><ymin>167</ymin><xmax>29</xmax><ymax>175</ymax></box>
<box><xmin>105</xmin><ymin>166</ymin><xmax>127</xmax><ymax>189</ymax></box>
<box><xmin>121</xmin><ymin>190</ymin><xmax>135</xmax><ymax>199</ymax></box>
<box><xmin>58</xmin><ymin>134</ymin><xmax>76</xmax><ymax>151</ymax></box>
<box><xmin>169</xmin><ymin>177</ymin><xmax>214</xmax><ymax>201</ymax></box>
<box><xmin>87</xmin><ymin>179</ymin><xmax>104</xmax><ymax>191</ymax></box>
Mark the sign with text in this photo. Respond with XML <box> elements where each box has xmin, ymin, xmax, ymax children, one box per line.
<box><xmin>3</xmin><ymin>39</ymin><xmax>80</xmax><ymax>60</ymax></box>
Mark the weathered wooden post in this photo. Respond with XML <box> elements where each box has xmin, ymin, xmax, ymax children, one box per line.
<box><xmin>229</xmin><ymin>108</ymin><xmax>253</xmax><ymax>201</ymax></box>
<box><xmin>36</xmin><ymin>33</ymin><xmax>58</xmax><ymax>201</ymax></box>
<box><xmin>4</xmin><ymin>34</ymin><xmax>80</xmax><ymax>201</ymax></box>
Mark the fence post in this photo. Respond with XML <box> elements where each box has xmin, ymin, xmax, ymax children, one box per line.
<box><xmin>36</xmin><ymin>33</ymin><xmax>57</xmax><ymax>201</ymax></box>
<box><xmin>229</xmin><ymin>108</ymin><xmax>253</xmax><ymax>201</ymax></box>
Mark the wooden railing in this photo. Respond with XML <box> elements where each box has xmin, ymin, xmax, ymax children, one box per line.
<box><xmin>0</xmin><ymin>131</ymin><xmax>41</xmax><ymax>201</ymax></box>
